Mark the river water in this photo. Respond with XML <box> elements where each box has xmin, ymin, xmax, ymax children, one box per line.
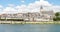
<box><xmin>0</xmin><ymin>24</ymin><xmax>60</xmax><ymax>32</ymax></box>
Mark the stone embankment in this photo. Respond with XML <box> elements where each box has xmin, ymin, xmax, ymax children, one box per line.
<box><xmin>0</xmin><ymin>21</ymin><xmax>60</xmax><ymax>24</ymax></box>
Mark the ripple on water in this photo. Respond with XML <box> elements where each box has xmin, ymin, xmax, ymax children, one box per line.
<box><xmin>0</xmin><ymin>24</ymin><xmax>59</xmax><ymax>32</ymax></box>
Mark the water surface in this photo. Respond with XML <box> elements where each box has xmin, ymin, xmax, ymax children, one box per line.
<box><xmin>0</xmin><ymin>24</ymin><xmax>60</xmax><ymax>32</ymax></box>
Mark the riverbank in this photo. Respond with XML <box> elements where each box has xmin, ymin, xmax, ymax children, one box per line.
<box><xmin>0</xmin><ymin>21</ymin><xmax>60</xmax><ymax>24</ymax></box>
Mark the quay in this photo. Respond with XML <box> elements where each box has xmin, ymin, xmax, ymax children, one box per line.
<box><xmin>0</xmin><ymin>21</ymin><xmax>60</xmax><ymax>24</ymax></box>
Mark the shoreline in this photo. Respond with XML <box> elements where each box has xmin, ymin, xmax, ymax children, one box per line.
<box><xmin>0</xmin><ymin>21</ymin><xmax>60</xmax><ymax>24</ymax></box>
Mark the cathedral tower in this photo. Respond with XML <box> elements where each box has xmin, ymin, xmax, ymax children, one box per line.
<box><xmin>40</xmin><ymin>6</ymin><xmax>43</xmax><ymax>12</ymax></box>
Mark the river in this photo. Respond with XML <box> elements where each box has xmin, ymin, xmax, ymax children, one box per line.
<box><xmin>0</xmin><ymin>24</ymin><xmax>60</xmax><ymax>32</ymax></box>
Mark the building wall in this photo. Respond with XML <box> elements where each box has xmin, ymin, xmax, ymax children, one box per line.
<box><xmin>0</xmin><ymin>12</ymin><xmax>54</xmax><ymax>21</ymax></box>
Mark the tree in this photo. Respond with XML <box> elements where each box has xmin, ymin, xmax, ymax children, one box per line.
<box><xmin>55</xmin><ymin>12</ymin><xmax>60</xmax><ymax>16</ymax></box>
<box><xmin>53</xmin><ymin>12</ymin><xmax>60</xmax><ymax>21</ymax></box>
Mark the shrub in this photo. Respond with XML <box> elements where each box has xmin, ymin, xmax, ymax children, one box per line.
<box><xmin>0</xmin><ymin>19</ymin><xmax>24</xmax><ymax>21</ymax></box>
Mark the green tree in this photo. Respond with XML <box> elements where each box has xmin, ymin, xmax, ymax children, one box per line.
<box><xmin>53</xmin><ymin>12</ymin><xmax>60</xmax><ymax>21</ymax></box>
<box><xmin>55</xmin><ymin>12</ymin><xmax>60</xmax><ymax>16</ymax></box>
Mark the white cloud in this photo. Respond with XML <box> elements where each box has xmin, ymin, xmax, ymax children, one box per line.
<box><xmin>52</xmin><ymin>6</ymin><xmax>60</xmax><ymax>12</ymax></box>
<box><xmin>8</xmin><ymin>4</ymin><xmax>15</xmax><ymax>7</ymax></box>
<box><xmin>15</xmin><ymin>5</ymin><xmax>28</xmax><ymax>13</ymax></box>
<box><xmin>0</xmin><ymin>5</ymin><xmax>3</xmax><ymax>14</ymax></box>
<box><xmin>21</xmin><ymin>1</ymin><xmax>25</xmax><ymax>3</ymax></box>
<box><xmin>0</xmin><ymin>0</ymin><xmax>60</xmax><ymax>14</ymax></box>
<box><xmin>2</xmin><ymin>7</ymin><xmax>18</xmax><ymax>14</ymax></box>
<box><xmin>0</xmin><ymin>5</ymin><xmax>3</xmax><ymax>8</ymax></box>
<box><xmin>40</xmin><ymin>0</ymin><xmax>52</xmax><ymax>6</ymax></box>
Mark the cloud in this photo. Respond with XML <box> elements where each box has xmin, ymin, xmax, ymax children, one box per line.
<box><xmin>0</xmin><ymin>5</ymin><xmax>3</xmax><ymax>8</ymax></box>
<box><xmin>2</xmin><ymin>7</ymin><xmax>18</xmax><ymax>14</ymax></box>
<box><xmin>39</xmin><ymin>0</ymin><xmax>52</xmax><ymax>6</ymax></box>
<box><xmin>15</xmin><ymin>5</ymin><xmax>28</xmax><ymax>13</ymax></box>
<box><xmin>8</xmin><ymin>4</ymin><xmax>15</xmax><ymax>7</ymax></box>
<box><xmin>21</xmin><ymin>1</ymin><xmax>25</xmax><ymax>3</ymax></box>
<box><xmin>0</xmin><ymin>0</ymin><xmax>60</xmax><ymax>14</ymax></box>
<box><xmin>52</xmin><ymin>5</ymin><xmax>60</xmax><ymax>12</ymax></box>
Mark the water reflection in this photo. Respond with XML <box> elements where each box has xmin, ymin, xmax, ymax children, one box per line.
<box><xmin>0</xmin><ymin>24</ymin><xmax>59</xmax><ymax>32</ymax></box>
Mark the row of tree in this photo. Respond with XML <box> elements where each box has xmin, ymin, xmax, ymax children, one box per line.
<box><xmin>53</xmin><ymin>12</ymin><xmax>60</xmax><ymax>21</ymax></box>
<box><xmin>0</xmin><ymin>19</ymin><xmax>24</xmax><ymax>21</ymax></box>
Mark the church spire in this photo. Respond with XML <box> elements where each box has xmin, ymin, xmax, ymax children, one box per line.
<box><xmin>40</xmin><ymin>5</ymin><xmax>43</xmax><ymax>12</ymax></box>
<box><xmin>40</xmin><ymin>6</ymin><xmax>43</xmax><ymax>9</ymax></box>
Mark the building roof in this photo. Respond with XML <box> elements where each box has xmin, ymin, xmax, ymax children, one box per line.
<box><xmin>41</xmin><ymin>11</ymin><xmax>54</xmax><ymax>15</ymax></box>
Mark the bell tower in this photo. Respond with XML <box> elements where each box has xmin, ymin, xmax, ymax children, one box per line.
<box><xmin>40</xmin><ymin>6</ymin><xmax>43</xmax><ymax>12</ymax></box>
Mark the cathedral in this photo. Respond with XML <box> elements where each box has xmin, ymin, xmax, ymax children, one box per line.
<box><xmin>0</xmin><ymin>6</ymin><xmax>54</xmax><ymax>21</ymax></box>
<box><xmin>38</xmin><ymin>6</ymin><xmax>54</xmax><ymax>21</ymax></box>
<box><xmin>23</xmin><ymin>6</ymin><xmax>54</xmax><ymax>21</ymax></box>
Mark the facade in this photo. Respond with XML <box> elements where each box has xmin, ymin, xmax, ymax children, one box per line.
<box><xmin>0</xmin><ymin>6</ymin><xmax>54</xmax><ymax>21</ymax></box>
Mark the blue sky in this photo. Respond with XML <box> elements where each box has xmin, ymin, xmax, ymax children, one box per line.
<box><xmin>0</xmin><ymin>0</ymin><xmax>60</xmax><ymax>6</ymax></box>
<box><xmin>48</xmin><ymin>0</ymin><xmax>60</xmax><ymax>5</ymax></box>
<box><xmin>0</xmin><ymin>0</ymin><xmax>60</xmax><ymax>14</ymax></box>
<box><xmin>0</xmin><ymin>0</ymin><xmax>38</xmax><ymax>7</ymax></box>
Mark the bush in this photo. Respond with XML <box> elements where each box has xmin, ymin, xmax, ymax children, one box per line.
<box><xmin>7</xmin><ymin>19</ymin><xmax>24</xmax><ymax>21</ymax></box>
<box><xmin>53</xmin><ymin>17</ymin><xmax>60</xmax><ymax>21</ymax></box>
<box><xmin>0</xmin><ymin>19</ymin><xmax>24</xmax><ymax>21</ymax></box>
<box><xmin>53</xmin><ymin>18</ymin><xmax>57</xmax><ymax>21</ymax></box>
<box><xmin>0</xmin><ymin>19</ymin><xmax>6</xmax><ymax>21</ymax></box>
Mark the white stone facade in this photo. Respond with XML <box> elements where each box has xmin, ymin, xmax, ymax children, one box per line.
<box><xmin>0</xmin><ymin>6</ymin><xmax>54</xmax><ymax>21</ymax></box>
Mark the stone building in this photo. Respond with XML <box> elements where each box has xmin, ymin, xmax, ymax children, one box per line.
<box><xmin>0</xmin><ymin>6</ymin><xmax>54</xmax><ymax>21</ymax></box>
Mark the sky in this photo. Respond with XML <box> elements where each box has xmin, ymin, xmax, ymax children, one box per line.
<box><xmin>0</xmin><ymin>0</ymin><xmax>60</xmax><ymax>14</ymax></box>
